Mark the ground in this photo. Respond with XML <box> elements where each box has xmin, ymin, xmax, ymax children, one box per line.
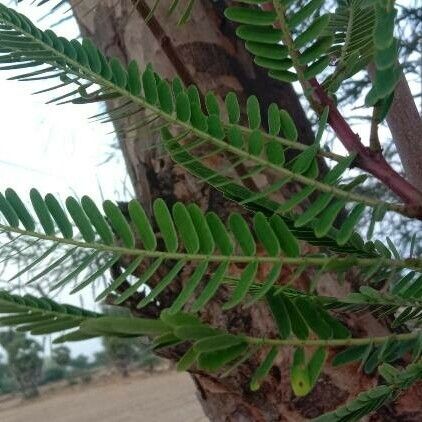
<box><xmin>0</xmin><ymin>371</ymin><xmax>207</xmax><ymax>422</ymax></box>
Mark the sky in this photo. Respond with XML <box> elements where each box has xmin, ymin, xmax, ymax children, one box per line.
<box><xmin>0</xmin><ymin>1</ymin><xmax>133</xmax><ymax>358</ymax></box>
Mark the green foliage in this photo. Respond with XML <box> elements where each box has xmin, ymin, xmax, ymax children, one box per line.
<box><xmin>0</xmin><ymin>361</ymin><xmax>16</xmax><ymax>395</ymax></box>
<box><xmin>330</xmin><ymin>280</ymin><xmax>422</xmax><ymax>329</ymax></box>
<box><xmin>365</xmin><ymin>1</ymin><xmax>400</xmax><ymax>107</ymax></box>
<box><xmin>0</xmin><ymin>290</ymin><xmax>102</xmax><ymax>336</ymax></box>
<box><xmin>52</xmin><ymin>345</ymin><xmax>71</xmax><ymax>367</ymax></box>
<box><xmin>290</xmin><ymin>347</ymin><xmax>326</xmax><ymax>396</ymax></box>
<box><xmin>225</xmin><ymin>0</ymin><xmax>401</xmax><ymax>119</ymax></box>
<box><xmin>0</xmin><ymin>2</ymin><xmax>420</xmax><ymax>420</ymax></box>
<box><xmin>0</xmin><ymin>3</ymin><xmax>409</xmax><ymax>231</ymax></box>
<box><xmin>225</xmin><ymin>0</ymin><xmax>331</xmax><ymax>82</ymax></box>
<box><xmin>314</xmin><ymin>360</ymin><xmax>422</xmax><ymax>422</ymax></box>
<box><xmin>18</xmin><ymin>306</ymin><xmax>417</xmax><ymax>389</ymax></box>
<box><xmin>0</xmin><ymin>189</ymin><xmax>419</xmax><ymax>316</ymax></box>
<box><xmin>41</xmin><ymin>364</ymin><xmax>66</xmax><ymax>384</ymax></box>
<box><xmin>324</xmin><ymin>0</ymin><xmax>376</xmax><ymax>92</ymax></box>
<box><xmin>69</xmin><ymin>354</ymin><xmax>90</xmax><ymax>370</ymax></box>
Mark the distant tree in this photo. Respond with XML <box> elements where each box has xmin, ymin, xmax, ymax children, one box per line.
<box><xmin>70</xmin><ymin>354</ymin><xmax>90</xmax><ymax>370</ymax></box>
<box><xmin>137</xmin><ymin>344</ymin><xmax>161</xmax><ymax>374</ymax></box>
<box><xmin>0</xmin><ymin>331</ymin><xmax>43</xmax><ymax>399</ymax></box>
<box><xmin>102</xmin><ymin>336</ymin><xmax>138</xmax><ymax>377</ymax></box>
<box><xmin>39</xmin><ymin>346</ymin><xmax>73</xmax><ymax>385</ymax></box>
<box><xmin>52</xmin><ymin>346</ymin><xmax>71</xmax><ymax>367</ymax></box>
<box><xmin>0</xmin><ymin>358</ymin><xmax>16</xmax><ymax>395</ymax></box>
<box><xmin>93</xmin><ymin>350</ymin><xmax>108</xmax><ymax>368</ymax></box>
<box><xmin>41</xmin><ymin>361</ymin><xmax>66</xmax><ymax>384</ymax></box>
<box><xmin>63</xmin><ymin>353</ymin><xmax>93</xmax><ymax>385</ymax></box>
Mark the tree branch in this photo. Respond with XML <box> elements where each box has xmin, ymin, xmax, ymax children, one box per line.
<box><xmin>369</xmin><ymin>105</ymin><xmax>381</xmax><ymax>153</ymax></box>
<box><xmin>130</xmin><ymin>0</ymin><xmax>197</xmax><ymax>87</ymax></box>
<box><xmin>368</xmin><ymin>64</ymin><xmax>422</xmax><ymax>193</ymax></box>
<box><xmin>309</xmin><ymin>78</ymin><xmax>422</xmax><ymax>216</ymax></box>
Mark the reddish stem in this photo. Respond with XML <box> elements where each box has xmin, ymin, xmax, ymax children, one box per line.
<box><xmin>262</xmin><ymin>2</ymin><xmax>422</xmax><ymax>216</ymax></box>
<box><xmin>309</xmin><ymin>79</ymin><xmax>422</xmax><ymax>216</ymax></box>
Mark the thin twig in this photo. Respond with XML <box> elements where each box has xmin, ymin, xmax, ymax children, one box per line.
<box><xmin>369</xmin><ymin>105</ymin><xmax>382</xmax><ymax>152</ymax></box>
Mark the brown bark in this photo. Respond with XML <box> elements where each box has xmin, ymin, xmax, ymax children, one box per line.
<box><xmin>69</xmin><ymin>1</ymin><xmax>422</xmax><ymax>420</ymax></box>
<box><xmin>368</xmin><ymin>65</ymin><xmax>422</xmax><ymax>193</ymax></box>
<box><xmin>385</xmin><ymin>74</ymin><xmax>422</xmax><ymax>192</ymax></box>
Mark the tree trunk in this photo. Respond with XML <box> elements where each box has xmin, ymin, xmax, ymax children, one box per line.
<box><xmin>367</xmin><ymin>65</ymin><xmax>422</xmax><ymax>193</ymax></box>
<box><xmin>69</xmin><ymin>1</ymin><xmax>422</xmax><ymax>420</ymax></box>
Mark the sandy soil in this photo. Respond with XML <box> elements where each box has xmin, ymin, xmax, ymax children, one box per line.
<box><xmin>0</xmin><ymin>371</ymin><xmax>207</xmax><ymax>422</ymax></box>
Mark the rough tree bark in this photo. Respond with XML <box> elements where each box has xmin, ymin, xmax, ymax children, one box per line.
<box><xmin>385</xmin><ymin>74</ymin><xmax>422</xmax><ymax>192</ymax></box>
<box><xmin>368</xmin><ymin>64</ymin><xmax>422</xmax><ymax>193</ymax></box>
<box><xmin>69</xmin><ymin>1</ymin><xmax>422</xmax><ymax>420</ymax></box>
